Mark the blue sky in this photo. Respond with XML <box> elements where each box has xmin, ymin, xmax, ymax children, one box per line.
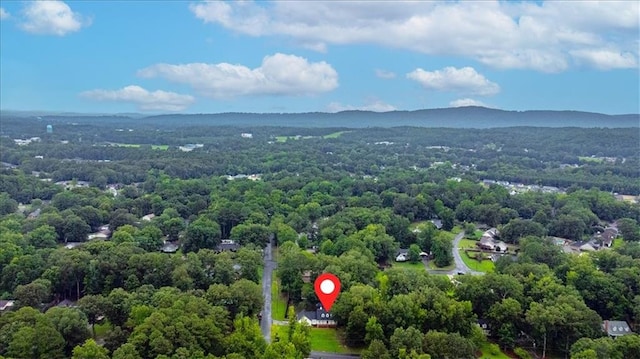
<box><xmin>0</xmin><ymin>1</ymin><xmax>638</xmax><ymax>114</ymax></box>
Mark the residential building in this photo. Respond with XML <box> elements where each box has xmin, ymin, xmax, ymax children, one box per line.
<box><xmin>603</xmin><ymin>320</ymin><xmax>632</xmax><ymax>337</ymax></box>
<box><xmin>0</xmin><ymin>300</ymin><xmax>15</xmax><ymax>312</ymax></box>
<box><xmin>297</xmin><ymin>304</ymin><xmax>337</xmax><ymax>328</ymax></box>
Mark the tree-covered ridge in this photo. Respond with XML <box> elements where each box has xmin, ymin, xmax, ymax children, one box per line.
<box><xmin>2</xmin><ymin>106</ymin><xmax>638</xmax><ymax>128</ymax></box>
<box><xmin>2</xmin><ymin>123</ymin><xmax>638</xmax><ymax>195</ymax></box>
<box><xmin>0</xmin><ymin>122</ymin><xmax>639</xmax><ymax>359</ymax></box>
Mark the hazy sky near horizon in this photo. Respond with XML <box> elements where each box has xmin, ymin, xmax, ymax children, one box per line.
<box><xmin>0</xmin><ymin>1</ymin><xmax>638</xmax><ymax>114</ymax></box>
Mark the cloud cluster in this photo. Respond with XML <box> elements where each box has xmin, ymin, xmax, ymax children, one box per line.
<box><xmin>407</xmin><ymin>67</ymin><xmax>500</xmax><ymax>96</ymax></box>
<box><xmin>137</xmin><ymin>53</ymin><xmax>338</xmax><ymax>98</ymax></box>
<box><xmin>0</xmin><ymin>7</ymin><xmax>9</xmax><ymax>20</ymax></box>
<box><xmin>81</xmin><ymin>85</ymin><xmax>195</xmax><ymax>112</ymax></box>
<box><xmin>449</xmin><ymin>98</ymin><xmax>487</xmax><ymax>108</ymax></box>
<box><xmin>327</xmin><ymin>100</ymin><xmax>396</xmax><ymax>113</ymax></box>
<box><xmin>189</xmin><ymin>0</ymin><xmax>639</xmax><ymax>72</ymax></box>
<box><xmin>19</xmin><ymin>0</ymin><xmax>89</xmax><ymax>36</ymax></box>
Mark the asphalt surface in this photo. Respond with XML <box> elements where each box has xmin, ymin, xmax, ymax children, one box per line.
<box><xmin>260</xmin><ymin>237</ymin><xmax>276</xmax><ymax>343</ymax></box>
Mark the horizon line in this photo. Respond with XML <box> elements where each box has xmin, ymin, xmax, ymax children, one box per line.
<box><xmin>1</xmin><ymin>106</ymin><xmax>639</xmax><ymax>117</ymax></box>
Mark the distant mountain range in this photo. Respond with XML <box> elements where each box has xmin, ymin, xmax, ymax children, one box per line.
<box><xmin>2</xmin><ymin>106</ymin><xmax>638</xmax><ymax>128</ymax></box>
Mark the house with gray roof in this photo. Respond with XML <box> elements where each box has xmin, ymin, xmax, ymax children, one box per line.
<box><xmin>0</xmin><ymin>300</ymin><xmax>15</xmax><ymax>312</ymax></box>
<box><xmin>603</xmin><ymin>320</ymin><xmax>632</xmax><ymax>337</ymax></box>
<box><xmin>297</xmin><ymin>304</ymin><xmax>336</xmax><ymax>328</ymax></box>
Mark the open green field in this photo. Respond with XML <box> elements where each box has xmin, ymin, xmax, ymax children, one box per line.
<box><xmin>275</xmin><ymin>136</ymin><xmax>289</xmax><ymax>143</ymax></box>
<box><xmin>271</xmin><ymin>276</ymin><xmax>287</xmax><ymax>321</ymax></box>
<box><xmin>392</xmin><ymin>261</ymin><xmax>425</xmax><ymax>272</ymax></box>
<box><xmin>478</xmin><ymin>343</ymin><xmax>513</xmax><ymax>359</ymax></box>
<box><xmin>323</xmin><ymin>131</ymin><xmax>351</xmax><ymax>139</ymax></box>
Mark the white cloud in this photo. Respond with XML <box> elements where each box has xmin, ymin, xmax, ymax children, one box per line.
<box><xmin>0</xmin><ymin>7</ymin><xmax>10</xmax><ymax>20</ymax></box>
<box><xmin>326</xmin><ymin>100</ymin><xmax>396</xmax><ymax>113</ymax></box>
<box><xmin>20</xmin><ymin>0</ymin><xmax>89</xmax><ymax>36</ymax></box>
<box><xmin>449</xmin><ymin>98</ymin><xmax>487</xmax><ymax>108</ymax></box>
<box><xmin>189</xmin><ymin>1</ymin><xmax>639</xmax><ymax>72</ymax></box>
<box><xmin>407</xmin><ymin>67</ymin><xmax>500</xmax><ymax>96</ymax></box>
<box><xmin>375</xmin><ymin>69</ymin><xmax>396</xmax><ymax>79</ymax></box>
<box><xmin>570</xmin><ymin>49</ymin><xmax>638</xmax><ymax>70</ymax></box>
<box><xmin>81</xmin><ymin>85</ymin><xmax>195</xmax><ymax>112</ymax></box>
<box><xmin>138</xmin><ymin>53</ymin><xmax>338</xmax><ymax>98</ymax></box>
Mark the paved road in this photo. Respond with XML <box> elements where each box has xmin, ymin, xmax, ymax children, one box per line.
<box><xmin>452</xmin><ymin>231</ymin><xmax>484</xmax><ymax>275</ymax></box>
<box><xmin>309</xmin><ymin>351</ymin><xmax>361</xmax><ymax>359</ymax></box>
<box><xmin>260</xmin><ymin>237</ymin><xmax>276</xmax><ymax>342</ymax></box>
<box><xmin>426</xmin><ymin>231</ymin><xmax>484</xmax><ymax>276</ymax></box>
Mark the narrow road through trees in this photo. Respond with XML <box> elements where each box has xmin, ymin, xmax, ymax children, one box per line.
<box><xmin>260</xmin><ymin>237</ymin><xmax>275</xmax><ymax>342</ymax></box>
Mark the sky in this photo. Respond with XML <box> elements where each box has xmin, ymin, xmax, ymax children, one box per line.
<box><xmin>0</xmin><ymin>0</ymin><xmax>638</xmax><ymax>115</ymax></box>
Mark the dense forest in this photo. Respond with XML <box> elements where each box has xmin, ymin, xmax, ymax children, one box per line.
<box><xmin>0</xmin><ymin>116</ymin><xmax>639</xmax><ymax>359</ymax></box>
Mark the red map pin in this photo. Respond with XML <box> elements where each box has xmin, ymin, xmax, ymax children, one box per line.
<box><xmin>314</xmin><ymin>273</ymin><xmax>341</xmax><ymax>312</ymax></box>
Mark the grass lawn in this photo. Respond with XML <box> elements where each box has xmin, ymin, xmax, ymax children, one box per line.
<box><xmin>272</xmin><ymin>325</ymin><xmax>358</xmax><ymax>354</ymax></box>
<box><xmin>613</xmin><ymin>238</ymin><xmax>624</xmax><ymax>248</ymax></box>
<box><xmin>478</xmin><ymin>343</ymin><xmax>512</xmax><ymax>359</ymax></box>
<box><xmin>310</xmin><ymin>328</ymin><xmax>357</xmax><ymax>353</ymax></box>
<box><xmin>271</xmin><ymin>276</ymin><xmax>288</xmax><ymax>321</ymax></box>
<box><xmin>459</xmin><ymin>239</ymin><xmax>478</xmax><ymax>249</ymax></box>
<box><xmin>428</xmin><ymin>261</ymin><xmax>456</xmax><ymax>271</ymax></box>
<box><xmin>271</xmin><ymin>324</ymin><xmax>288</xmax><ymax>341</ymax></box>
<box><xmin>93</xmin><ymin>322</ymin><xmax>111</xmax><ymax>339</ymax></box>
<box><xmin>392</xmin><ymin>261</ymin><xmax>425</xmax><ymax>272</ymax></box>
<box><xmin>323</xmin><ymin>131</ymin><xmax>351</xmax><ymax>139</ymax></box>
<box><xmin>459</xmin><ymin>249</ymin><xmax>495</xmax><ymax>272</ymax></box>
<box><xmin>275</xmin><ymin>136</ymin><xmax>289</xmax><ymax>143</ymax></box>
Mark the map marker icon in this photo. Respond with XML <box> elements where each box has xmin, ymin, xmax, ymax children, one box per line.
<box><xmin>314</xmin><ymin>273</ymin><xmax>341</xmax><ymax>312</ymax></box>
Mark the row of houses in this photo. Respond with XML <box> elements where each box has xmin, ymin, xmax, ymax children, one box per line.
<box><xmin>558</xmin><ymin>225</ymin><xmax>619</xmax><ymax>254</ymax></box>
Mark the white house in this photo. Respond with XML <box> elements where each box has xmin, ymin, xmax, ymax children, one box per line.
<box><xmin>297</xmin><ymin>304</ymin><xmax>336</xmax><ymax>328</ymax></box>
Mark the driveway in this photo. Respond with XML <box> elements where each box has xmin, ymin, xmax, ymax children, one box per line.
<box><xmin>427</xmin><ymin>231</ymin><xmax>484</xmax><ymax>276</ymax></box>
<box><xmin>260</xmin><ymin>237</ymin><xmax>276</xmax><ymax>342</ymax></box>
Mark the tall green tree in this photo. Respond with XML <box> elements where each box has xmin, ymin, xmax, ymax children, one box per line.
<box><xmin>71</xmin><ymin>339</ymin><xmax>109</xmax><ymax>359</ymax></box>
<box><xmin>45</xmin><ymin>307</ymin><xmax>92</xmax><ymax>355</ymax></box>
